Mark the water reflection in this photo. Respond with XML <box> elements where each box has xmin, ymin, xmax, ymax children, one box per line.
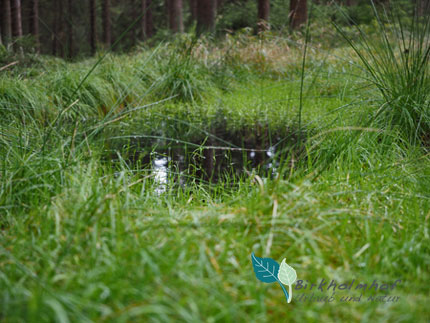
<box><xmin>153</xmin><ymin>156</ymin><xmax>168</xmax><ymax>194</ymax></box>
<box><xmin>151</xmin><ymin>145</ymin><xmax>279</xmax><ymax>194</ymax></box>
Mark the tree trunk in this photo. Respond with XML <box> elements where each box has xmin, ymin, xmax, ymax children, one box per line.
<box><xmin>416</xmin><ymin>0</ymin><xmax>428</xmax><ymax>16</ymax></box>
<box><xmin>30</xmin><ymin>0</ymin><xmax>39</xmax><ymax>52</ymax></box>
<box><xmin>258</xmin><ymin>0</ymin><xmax>270</xmax><ymax>31</ymax></box>
<box><xmin>90</xmin><ymin>0</ymin><xmax>97</xmax><ymax>55</ymax></box>
<box><xmin>140</xmin><ymin>0</ymin><xmax>146</xmax><ymax>39</ymax></box>
<box><xmin>102</xmin><ymin>0</ymin><xmax>111</xmax><ymax>46</ymax></box>
<box><xmin>145</xmin><ymin>0</ymin><xmax>154</xmax><ymax>38</ymax></box>
<box><xmin>197</xmin><ymin>0</ymin><xmax>215</xmax><ymax>35</ymax></box>
<box><xmin>52</xmin><ymin>1</ymin><xmax>58</xmax><ymax>55</ymax></box>
<box><xmin>131</xmin><ymin>1</ymin><xmax>137</xmax><ymax>46</ymax></box>
<box><xmin>52</xmin><ymin>0</ymin><xmax>64</xmax><ymax>57</ymax></box>
<box><xmin>11</xmin><ymin>0</ymin><xmax>23</xmax><ymax>37</ymax></box>
<box><xmin>0</xmin><ymin>0</ymin><xmax>2</xmax><ymax>45</ymax></box>
<box><xmin>289</xmin><ymin>0</ymin><xmax>307</xmax><ymax>29</ymax></box>
<box><xmin>168</xmin><ymin>0</ymin><xmax>183</xmax><ymax>33</ymax></box>
<box><xmin>2</xmin><ymin>0</ymin><xmax>12</xmax><ymax>44</ymax></box>
<box><xmin>58</xmin><ymin>0</ymin><xmax>64</xmax><ymax>57</ymax></box>
<box><xmin>166</xmin><ymin>0</ymin><xmax>171</xmax><ymax>28</ymax></box>
<box><xmin>189</xmin><ymin>0</ymin><xmax>197</xmax><ymax>22</ymax></box>
<box><xmin>67</xmin><ymin>0</ymin><xmax>73</xmax><ymax>57</ymax></box>
<box><xmin>52</xmin><ymin>0</ymin><xmax>62</xmax><ymax>56</ymax></box>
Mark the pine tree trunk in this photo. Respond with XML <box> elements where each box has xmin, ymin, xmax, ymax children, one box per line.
<box><xmin>131</xmin><ymin>1</ymin><xmax>137</xmax><ymax>46</ymax></box>
<box><xmin>102</xmin><ymin>0</ymin><xmax>111</xmax><ymax>46</ymax></box>
<box><xmin>90</xmin><ymin>0</ymin><xmax>97</xmax><ymax>55</ymax></box>
<box><xmin>52</xmin><ymin>0</ymin><xmax>64</xmax><ymax>57</ymax></box>
<box><xmin>166</xmin><ymin>0</ymin><xmax>171</xmax><ymax>28</ymax></box>
<box><xmin>141</xmin><ymin>0</ymin><xmax>147</xmax><ymax>39</ymax></box>
<box><xmin>416</xmin><ymin>0</ymin><xmax>428</xmax><ymax>16</ymax></box>
<box><xmin>11</xmin><ymin>0</ymin><xmax>23</xmax><ymax>37</ymax></box>
<box><xmin>169</xmin><ymin>0</ymin><xmax>183</xmax><ymax>33</ymax></box>
<box><xmin>197</xmin><ymin>0</ymin><xmax>215</xmax><ymax>35</ymax></box>
<box><xmin>2</xmin><ymin>0</ymin><xmax>12</xmax><ymax>44</ymax></box>
<box><xmin>258</xmin><ymin>0</ymin><xmax>270</xmax><ymax>31</ymax></box>
<box><xmin>0</xmin><ymin>2</ymin><xmax>2</xmax><ymax>45</ymax></box>
<box><xmin>289</xmin><ymin>0</ymin><xmax>307</xmax><ymax>29</ymax></box>
<box><xmin>145</xmin><ymin>0</ymin><xmax>154</xmax><ymax>38</ymax></box>
<box><xmin>30</xmin><ymin>0</ymin><xmax>40</xmax><ymax>52</ymax></box>
<box><xmin>52</xmin><ymin>1</ymin><xmax>58</xmax><ymax>55</ymax></box>
<box><xmin>0</xmin><ymin>0</ymin><xmax>2</xmax><ymax>45</ymax></box>
<box><xmin>67</xmin><ymin>0</ymin><xmax>73</xmax><ymax>57</ymax></box>
<box><xmin>189</xmin><ymin>0</ymin><xmax>197</xmax><ymax>22</ymax></box>
<box><xmin>58</xmin><ymin>0</ymin><xmax>64</xmax><ymax>57</ymax></box>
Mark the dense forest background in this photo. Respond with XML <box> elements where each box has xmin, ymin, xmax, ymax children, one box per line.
<box><xmin>1</xmin><ymin>0</ymin><xmax>427</xmax><ymax>59</ymax></box>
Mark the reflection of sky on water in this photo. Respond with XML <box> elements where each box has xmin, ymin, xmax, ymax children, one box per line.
<box><xmin>153</xmin><ymin>157</ymin><xmax>168</xmax><ymax>194</ymax></box>
<box><xmin>152</xmin><ymin>146</ymin><xmax>278</xmax><ymax>194</ymax></box>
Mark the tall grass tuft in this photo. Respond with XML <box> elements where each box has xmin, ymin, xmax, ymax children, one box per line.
<box><xmin>335</xmin><ymin>2</ymin><xmax>430</xmax><ymax>145</ymax></box>
<box><xmin>153</xmin><ymin>38</ymin><xmax>207</xmax><ymax>103</ymax></box>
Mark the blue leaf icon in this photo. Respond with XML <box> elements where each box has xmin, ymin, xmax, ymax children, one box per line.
<box><xmin>251</xmin><ymin>253</ymin><xmax>290</xmax><ymax>302</ymax></box>
<box><xmin>251</xmin><ymin>253</ymin><xmax>280</xmax><ymax>283</ymax></box>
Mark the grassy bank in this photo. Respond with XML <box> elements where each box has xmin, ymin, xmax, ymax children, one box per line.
<box><xmin>1</xmin><ymin>30</ymin><xmax>429</xmax><ymax>322</ymax></box>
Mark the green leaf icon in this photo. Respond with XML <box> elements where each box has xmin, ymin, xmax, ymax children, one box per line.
<box><xmin>277</xmin><ymin>259</ymin><xmax>297</xmax><ymax>303</ymax></box>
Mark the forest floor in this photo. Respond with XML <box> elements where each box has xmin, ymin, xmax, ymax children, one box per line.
<box><xmin>1</xmin><ymin>33</ymin><xmax>429</xmax><ymax>322</ymax></box>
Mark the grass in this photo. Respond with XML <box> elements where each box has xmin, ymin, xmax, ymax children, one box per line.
<box><xmin>334</xmin><ymin>1</ymin><xmax>430</xmax><ymax>145</ymax></box>
<box><xmin>1</xmin><ymin>146</ymin><xmax>429</xmax><ymax>322</ymax></box>
<box><xmin>1</xmin><ymin>15</ymin><xmax>430</xmax><ymax>322</ymax></box>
